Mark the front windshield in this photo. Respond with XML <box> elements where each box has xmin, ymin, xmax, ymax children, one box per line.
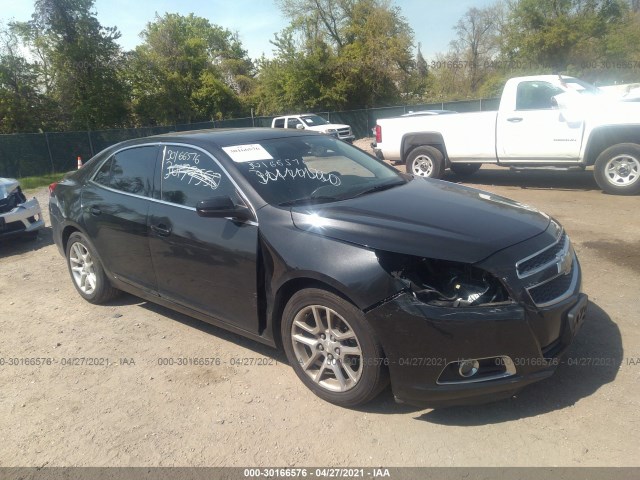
<box><xmin>225</xmin><ymin>135</ymin><xmax>404</xmax><ymax>206</ymax></box>
<box><xmin>301</xmin><ymin>114</ymin><xmax>330</xmax><ymax>126</ymax></box>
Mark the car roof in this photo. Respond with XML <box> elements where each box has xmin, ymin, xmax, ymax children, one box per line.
<box><xmin>108</xmin><ymin>127</ymin><xmax>322</xmax><ymax>152</ymax></box>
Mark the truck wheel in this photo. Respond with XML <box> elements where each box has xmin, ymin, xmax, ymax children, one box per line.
<box><xmin>406</xmin><ymin>146</ymin><xmax>444</xmax><ymax>179</ymax></box>
<box><xmin>450</xmin><ymin>163</ymin><xmax>482</xmax><ymax>177</ymax></box>
<box><xmin>594</xmin><ymin>143</ymin><xmax>640</xmax><ymax>195</ymax></box>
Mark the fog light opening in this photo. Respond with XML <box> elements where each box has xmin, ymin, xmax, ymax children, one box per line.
<box><xmin>458</xmin><ymin>359</ymin><xmax>480</xmax><ymax>378</ymax></box>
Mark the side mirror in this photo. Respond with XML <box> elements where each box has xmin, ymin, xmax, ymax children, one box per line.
<box><xmin>196</xmin><ymin>196</ymin><xmax>252</xmax><ymax>221</ymax></box>
<box><xmin>296</xmin><ymin>124</ymin><xmax>305</xmax><ymax>130</ymax></box>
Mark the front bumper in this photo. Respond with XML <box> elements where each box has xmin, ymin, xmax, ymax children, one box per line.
<box><xmin>0</xmin><ymin>198</ymin><xmax>45</xmax><ymax>239</ymax></box>
<box><xmin>365</xmin><ymin>288</ymin><xmax>587</xmax><ymax>408</ymax></box>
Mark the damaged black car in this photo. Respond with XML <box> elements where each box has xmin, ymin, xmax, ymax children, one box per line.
<box><xmin>49</xmin><ymin>128</ymin><xmax>587</xmax><ymax>408</ymax></box>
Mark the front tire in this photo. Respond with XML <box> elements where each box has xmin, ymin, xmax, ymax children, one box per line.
<box><xmin>281</xmin><ymin>288</ymin><xmax>389</xmax><ymax>407</ymax></box>
<box><xmin>66</xmin><ymin>232</ymin><xmax>120</xmax><ymax>304</ymax></box>
<box><xmin>594</xmin><ymin>143</ymin><xmax>640</xmax><ymax>195</ymax></box>
<box><xmin>406</xmin><ymin>146</ymin><xmax>444</xmax><ymax>179</ymax></box>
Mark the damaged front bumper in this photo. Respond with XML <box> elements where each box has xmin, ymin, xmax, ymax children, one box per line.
<box><xmin>365</xmin><ymin>287</ymin><xmax>587</xmax><ymax>408</ymax></box>
<box><xmin>0</xmin><ymin>197</ymin><xmax>45</xmax><ymax>239</ymax></box>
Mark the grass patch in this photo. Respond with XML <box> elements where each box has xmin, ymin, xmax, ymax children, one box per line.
<box><xmin>17</xmin><ymin>172</ymin><xmax>67</xmax><ymax>190</ymax></box>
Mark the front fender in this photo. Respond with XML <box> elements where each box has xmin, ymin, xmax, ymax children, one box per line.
<box><xmin>260</xmin><ymin>224</ymin><xmax>403</xmax><ymax>311</ymax></box>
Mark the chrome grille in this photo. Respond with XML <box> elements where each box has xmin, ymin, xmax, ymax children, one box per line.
<box><xmin>528</xmin><ymin>265</ymin><xmax>575</xmax><ymax>306</ymax></box>
<box><xmin>516</xmin><ymin>231</ymin><xmax>578</xmax><ymax>307</ymax></box>
<box><xmin>517</xmin><ymin>233</ymin><xmax>568</xmax><ymax>278</ymax></box>
<box><xmin>337</xmin><ymin>127</ymin><xmax>351</xmax><ymax>137</ymax></box>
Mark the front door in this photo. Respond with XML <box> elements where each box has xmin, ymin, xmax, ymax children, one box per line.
<box><xmin>497</xmin><ymin>80</ymin><xmax>584</xmax><ymax>162</ymax></box>
<box><xmin>147</xmin><ymin>144</ymin><xmax>260</xmax><ymax>333</ymax></box>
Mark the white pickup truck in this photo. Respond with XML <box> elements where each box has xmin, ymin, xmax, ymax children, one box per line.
<box><xmin>272</xmin><ymin>113</ymin><xmax>355</xmax><ymax>143</ymax></box>
<box><xmin>374</xmin><ymin>75</ymin><xmax>640</xmax><ymax>195</ymax></box>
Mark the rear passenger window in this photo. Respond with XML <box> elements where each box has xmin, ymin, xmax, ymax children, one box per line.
<box><xmin>93</xmin><ymin>158</ymin><xmax>113</xmax><ymax>186</ymax></box>
<box><xmin>160</xmin><ymin>145</ymin><xmax>236</xmax><ymax>208</ymax></box>
<box><xmin>273</xmin><ymin>118</ymin><xmax>285</xmax><ymax>128</ymax></box>
<box><xmin>93</xmin><ymin>146</ymin><xmax>157</xmax><ymax>197</ymax></box>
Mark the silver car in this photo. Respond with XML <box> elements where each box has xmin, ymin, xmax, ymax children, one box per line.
<box><xmin>0</xmin><ymin>178</ymin><xmax>44</xmax><ymax>239</ymax></box>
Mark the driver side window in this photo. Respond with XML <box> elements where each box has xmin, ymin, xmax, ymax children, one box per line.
<box><xmin>516</xmin><ymin>81</ymin><xmax>564</xmax><ymax>110</ymax></box>
<box><xmin>160</xmin><ymin>145</ymin><xmax>236</xmax><ymax>208</ymax></box>
<box><xmin>287</xmin><ymin>118</ymin><xmax>303</xmax><ymax>129</ymax></box>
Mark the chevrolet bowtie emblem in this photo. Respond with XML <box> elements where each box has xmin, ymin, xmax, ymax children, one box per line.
<box><xmin>556</xmin><ymin>251</ymin><xmax>572</xmax><ymax>275</ymax></box>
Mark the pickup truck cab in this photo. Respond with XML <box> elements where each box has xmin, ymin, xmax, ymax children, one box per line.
<box><xmin>272</xmin><ymin>114</ymin><xmax>355</xmax><ymax>143</ymax></box>
<box><xmin>374</xmin><ymin>75</ymin><xmax>640</xmax><ymax>195</ymax></box>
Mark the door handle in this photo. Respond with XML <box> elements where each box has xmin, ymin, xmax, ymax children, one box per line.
<box><xmin>507</xmin><ymin>117</ymin><xmax>523</xmax><ymax>123</ymax></box>
<box><xmin>151</xmin><ymin>223</ymin><xmax>172</xmax><ymax>237</ymax></box>
<box><xmin>89</xmin><ymin>206</ymin><xmax>101</xmax><ymax>216</ymax></box>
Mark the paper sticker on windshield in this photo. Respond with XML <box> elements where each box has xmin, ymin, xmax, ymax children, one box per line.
<box><xmin>223</xmin><ymin>144</ymin><xmax>273</xmax><ymax>163</ymax></box>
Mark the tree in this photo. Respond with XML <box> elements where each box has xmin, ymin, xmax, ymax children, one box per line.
<box><xmin>25</xmin><ymin>0</ymin><xmax>130</xmax><ymax>129</ymax></box>
<box><xmin>501</xmin><ymin>0</ymin><xmax>631</xmax><ymax>72</ymax></box>
<box><xmin>0</xmin><ymin>25</ymin><xmax>58</xmax><ymax>133</ymax></box>
<box><xmin>258</xmin><ymin>0</ymin><xmax>418</xmax><ymax>111</ymax></box>
<box><xmin>251</xmin><ymin>27</ymin><xmax>339</xmax><ymax>114</ymax></box>
<box><xmin>451</xmin><ymin>5</ymin><xmax>501</xmax><ymax>92</ymax></box>
<box><xmin>416</xmin><ymin>43</ymin><xmax>428</xmax><ymax>77</ymax></box>
<box><xmin>128</xmin><ymin>13</ymin><xmax>252</xmax><ymax>125</ymax></box>
<box><xmin>276</xmin><ymin>0</ymin><xmax>350</xmax><ymax>49</ymax></box>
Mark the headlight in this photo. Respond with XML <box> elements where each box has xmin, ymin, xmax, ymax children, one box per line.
<box><xmin>377</xmin><ymin>252</ymin><xmax>512</xmax><ymax>307</ymax></box>
<box><xmin>0</xmin><ymin>185</ymin><xmax>27</xmax><ymax>213</ymax></box>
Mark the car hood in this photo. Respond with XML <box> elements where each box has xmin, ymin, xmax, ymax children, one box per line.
<box><xmin>290</xmin><ymin>178</ymin><xmax>550</xmax><ymax>264</ymax></box>
<box><xmin>307</xmin><ymin>123</ymin><xmax>349</xmax><ymax>131</ymax></box>
<box><xmin>0</xmin><ymin>178</ymin><xmax>19</xmax><ymax>199</ymax></box>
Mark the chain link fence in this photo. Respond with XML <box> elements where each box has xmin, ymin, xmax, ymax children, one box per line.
<box><xmin>0</xmin><ymin>98</ymin><xmax>499</xmax><ymax>178</ymax></box>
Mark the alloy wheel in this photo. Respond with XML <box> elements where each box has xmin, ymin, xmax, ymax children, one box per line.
<box><xmin>291</xmin><ymin>305</ymin><xmax>363</xmax><ymax>392</ymax></box>
<box><xmin>69</xmin><ymin>242</ymin><xmax>97</xmax><ymax>295</ymax></box>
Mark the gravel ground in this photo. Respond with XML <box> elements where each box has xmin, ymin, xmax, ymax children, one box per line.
<box><xmin>1</xmin><ymin>142</ymin><xmax>638</xmax><ymax>467</ymax></box>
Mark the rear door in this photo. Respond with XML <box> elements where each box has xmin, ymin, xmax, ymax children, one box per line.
<box><xmin>497</xmin><ymin>80</ymin><xmax>584</xmax><ymax>162</ymax></box>
<box><xmin>82</xmin><ymin>145</ymin><xmax>159</xmax><ymax>292</ymax></box>
<box><xmin>147</xmin><ymin>144</ymin><xmax>260</xmax><ymax>333</ymax></box>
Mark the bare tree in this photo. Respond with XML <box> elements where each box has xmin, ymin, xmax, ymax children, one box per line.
<box><xmin>451</xmin><ymin>4</ymin><xmax>501</xmax><ymax>92</ymax></box>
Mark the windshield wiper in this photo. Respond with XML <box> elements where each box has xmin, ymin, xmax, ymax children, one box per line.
<box><xmin>278</xmin><ymin>196</ymin><xmax>341</xmax><ymax>207</ymax></box>
<box><xmin>347</xmin><ymin>180</ymin><xmax>405</xmax><ymax>199</ymax></box>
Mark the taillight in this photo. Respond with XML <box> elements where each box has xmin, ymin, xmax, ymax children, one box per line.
<box><xmin>375</xmin><ymin>125</ymin><xmax>382</xmax><ymax>143</ymax></box>
<box><xmin>49</xmin><ymin>182</ymin><xmax>58</xmax><ymax>196</ymax></box>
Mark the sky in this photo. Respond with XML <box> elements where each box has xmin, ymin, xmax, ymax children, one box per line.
<box><xmin>0</xmin><ymin>0</ymin><xmax>497</xmax><ymax>61</ymax></box>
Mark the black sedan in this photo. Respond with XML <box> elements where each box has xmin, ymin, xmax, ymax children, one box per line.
<box><xmin>49</xmin><ymin>128</ymin><xmax>587</xmax><ymax>407</ymax></box>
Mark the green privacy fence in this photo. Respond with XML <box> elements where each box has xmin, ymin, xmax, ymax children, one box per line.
<box><xmin>0</xmin><ymin>97</ymin><xmax>499</xmax><ymax>178</ymax></box>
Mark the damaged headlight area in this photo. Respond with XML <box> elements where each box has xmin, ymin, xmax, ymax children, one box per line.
<box><xmin>377</xmin><ymin>252</ymin><xmax>512</xmax><ymax>307</ymax></box>
<box><xmin>0</xmin><ymin>184</ymin><xmax>27</xmax><ymax>214</ymax></box>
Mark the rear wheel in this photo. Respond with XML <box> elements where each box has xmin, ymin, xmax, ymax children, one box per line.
<box><xmin>406</xmin><ymin>146</ymin><xmax>444</xmax><ymax>179</ymax></box>
<box><xmin>66</xmin><ymin>232</ymin><xmax>120</xmax><ymax>304</ymax></box>
<box><xmin>281</xmin><ymin>288</ymin><xmax>388</xmax><ymax>407</ymax></box>
<box><xmin>450</xmin><ymin>163</ymin><xmax>482</xmax><ymax>177</ymax></box>
<box><xmin>594</xmin><ymin>143</ymin><xmax>640</xmax><ymax>195</ymax></box>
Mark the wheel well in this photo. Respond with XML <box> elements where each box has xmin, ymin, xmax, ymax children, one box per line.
<box><xmin>270</xmin><ymin>278</ymin><xmax>356</xmax><ymax>349</ymax></box>
<box><xmin>401</xmin><ymin>133</ymin><xmax>447</xmax><ymax>164</ymax></box>
<box><xmin>61</xmin><ymin>225</ymin><xmax>80</xmax><ymax>252</ymax></box>
<box><xmin>585</xmin><ymin>126</ymin><xmax>640</xmax><ymax>165</ymax></box>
